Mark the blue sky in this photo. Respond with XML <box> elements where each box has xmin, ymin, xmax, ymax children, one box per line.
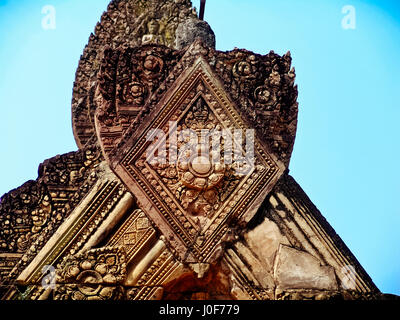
<box><xmin>0</xmin><ymin>0</ymin><xmax>399</xmax><ymax>295</ymax></box>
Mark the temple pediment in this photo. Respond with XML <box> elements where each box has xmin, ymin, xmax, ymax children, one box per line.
<box><xmin>0</xmin><ymin>0</ymin><xmax>394</xmax><ymax>301</ymax></box>
<box><xmin>94</xmin><ymin>43</ymin><xmax>294</xmax><ymax>267</ymax></box>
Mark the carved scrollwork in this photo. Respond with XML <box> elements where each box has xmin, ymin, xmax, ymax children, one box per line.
<box><xmin>254</xmin><ymin>86</ymin><xmax>277</xmax><ymax>111</ymax></box>
<box><xmin>233</xmin><ymin>60</ymin><xmax>256</xmax><ymax>80</ymax></box>
<box><xmin>0</xmin><ymin>182</ymin><xmax>49</xmax><ymax>253</ymax></box>
<box><xmin>121</xmin><ymin>81</ymin><xmax>148</xmax><ymax>106</ymax></box>
<box><xmin>0</xmin><ymin>146</ymin><xmax>103</xmax><ymax>286</ymax></box>
<box><xmin>212</xmin><ymin>48</ymin><xmax>298</xmax><ymax>163</ymax></box>
<box><xmin>72</xmin><ymin>0</ymin><xmax>199</xmax><ymax>147</ymax></box>
<box><xmin>54</xmin><ymin>247</ymin><xmax>126</xmax><ymax>301</ymax></box>
<box><xmin>142</xmin><ymin>53</ymin><xmax>165</xmax><ymax>78</ymax></box>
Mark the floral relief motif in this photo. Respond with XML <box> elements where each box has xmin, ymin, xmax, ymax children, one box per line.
<box><xmin>122</xmin><ymin>81</ymin><xmax>147</xmax><ymax>106</ymax></box>
<box><xmin>54</xmin><ymin>247</ymin><xmax>126</xmax><ymax>300</ymax></box>
<box><xmin>254</xmin><ymin>86</ymin><xmax>277</xmax><ymax>111</ymax></box>
<box><xmin>148</xmin><ymin>95</ymin><xmax>245</xmax><ymax>222</ymax></box>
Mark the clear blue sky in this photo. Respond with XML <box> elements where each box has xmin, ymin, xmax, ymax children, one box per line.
<box><xmin>0</xmin><ymin>0</ymin><xmax>399</xmax><ymax>295</ymax></box>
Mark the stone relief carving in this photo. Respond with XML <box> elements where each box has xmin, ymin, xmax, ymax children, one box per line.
<box><xmin>107</xmin><ymin>209</ymin><xmax>156</xmax><ymax>262</ymax></box>
<box><xmin>0</xmin><ymin>147</ymin><xmax>102</xmax><ymax>271</ymax></box>
<box><xmin>54</xmin><ymin>247</ymin><xmax>126</xmax><ymax>300</ymax></box>
<box><xmin>95</xmin><ymin>44</ymin><xmax>288</xmax><ymax>267</ymax></box>
<box><xmin>142</xmin><ymin>19</ymin><xmax>164</xmax><ymax>45</ymax></box>
<box><xmin>0</xmin><ymin>147</ymin><xmax>105</xmax><ymax>300</ymax></box>
<box><xmin>72</xmin><ymin>0</ymin><xmax>200</xmax><ymax>148</ymax></box>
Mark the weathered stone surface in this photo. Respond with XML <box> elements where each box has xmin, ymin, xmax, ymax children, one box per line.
<box><xmin>233</xmin><ymin>242</ymin><xmax>275</xmax><ymax>289</ymax></box>
<box><xmin>162</xmin><ymin>264</ymin><xmax>232</xmax><ymax>300</ymax></box>
<box><xmin>267</xmin><ymin>175</ymin><xmax>378</xmax><ymax>293</ymax></box>
<box><xmin>244</xmin><ymin>216</ymin><xmax>290</xmax><ymax>271</ymax></box>
<box><xmin>275</xmin><ymin>289</ymin><xmax>400</xmax><ymax>301</ymax></box>
<box><xmin>175</xmin><ymin>18</ymin><xmax>216</xmax><ymax>50</ymax></box>
<box><xmin>274</xmin><ymin>244</ymin><xmax>338</xmax><ymax>291</ymax></box>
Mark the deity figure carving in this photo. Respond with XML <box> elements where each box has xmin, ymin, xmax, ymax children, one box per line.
<box><xmin>142</xmin><ymin>19</ymin><xmax>164</xmax><ymax>45</ymax></box>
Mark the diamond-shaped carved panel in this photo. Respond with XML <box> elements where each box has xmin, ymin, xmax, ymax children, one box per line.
<box><xmin>95</xmin><ymin>45</ymin><xmax>292</xmax><ymax>263</ymax></box>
